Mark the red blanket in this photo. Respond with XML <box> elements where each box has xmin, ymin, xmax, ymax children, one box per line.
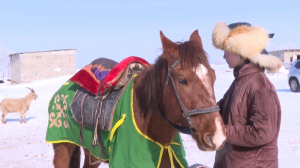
<box><xmin>70</xmin><ymin>56</ymin><xmax>150</xmax><ymax>95</ymax></box>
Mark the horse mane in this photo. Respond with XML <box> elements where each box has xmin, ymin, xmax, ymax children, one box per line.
<box><xmin>135</xmin><ymin>40</ymin><xmax>209</xmax><ymax>124</ymax></box>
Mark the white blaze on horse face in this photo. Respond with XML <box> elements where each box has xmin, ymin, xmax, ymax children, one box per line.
<box><xmin>213</xmin><ymin>118</ymin><xmax>226</xmax><ymax>149</ymax></box>
<box><xmin>194</xmin><ymin>64</ymin><xmax>214</xmax><ymax>102</ymax></box>
<box><xmin>195</xmin><ymin>64</ymin><xmax>208</xmax><ymax>81</ymax></box>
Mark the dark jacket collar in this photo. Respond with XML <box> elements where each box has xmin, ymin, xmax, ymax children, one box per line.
<box><xmin>233</xmin><ymin>63</ymin><xmax>264</xmax><ymax>79</ymax></box>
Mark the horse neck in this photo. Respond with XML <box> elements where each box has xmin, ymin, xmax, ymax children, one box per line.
<box><xmin>132</xmin><ymin>70</ymin><xmax>177</xmax><ymax>145</ymax></box>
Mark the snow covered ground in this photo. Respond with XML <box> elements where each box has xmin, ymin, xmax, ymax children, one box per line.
<box><xmin>0</xmin><ymin>65</ymin><xmax>299</xmax><ymax>168</ymax></box>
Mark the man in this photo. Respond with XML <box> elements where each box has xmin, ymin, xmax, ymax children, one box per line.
<box><xmin>212</xmin><ymin>22</ymin><xmax>282</xmax><ymax>168</ymax></box>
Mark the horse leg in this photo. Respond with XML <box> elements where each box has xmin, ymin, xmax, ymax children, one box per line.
<box><xmin>53</xmin><ymin>143</ymin><xmax>80</xmax><ymax>168</ymax></box>
<box><xmin>83</xmin><ymin>148</ymin><xmax>101</xmax><ymax>168</ymax></box>
<box><xmin>69</xmin><ymin>144</ymin><xmax>81</xmax><ymax>168</ymax></box>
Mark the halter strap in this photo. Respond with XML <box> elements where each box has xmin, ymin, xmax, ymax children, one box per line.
<box><xmin>163</xmin><ymin>58</ymin><xmax>181</xmax><ymax>94</ymax></box>
<box><xmin>151</xmin><ymin>98</ymin><xmax>193</xmax><ymax>134</ymax></box>
<box><xmin>154</xmin><ymin>58</ymin><xmax>220</xmax><ymax>135</ymax></box>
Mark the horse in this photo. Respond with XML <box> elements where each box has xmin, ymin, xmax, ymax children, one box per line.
<box><xmin>50</xmin><ymin>30</ymin><xmax>226</xmax><ymax>168</ymax></box>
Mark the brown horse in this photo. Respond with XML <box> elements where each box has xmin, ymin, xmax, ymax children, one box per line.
<box><xmin>52</xmin><ymin>30</ymin><xmax>226</xmax><ymax>168</ymax></box>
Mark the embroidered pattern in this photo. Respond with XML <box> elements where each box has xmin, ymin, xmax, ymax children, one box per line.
<box><xmin>49</xmin><ymin>94</ymin><xmax>70</xmax><ymax>129</ymax></box>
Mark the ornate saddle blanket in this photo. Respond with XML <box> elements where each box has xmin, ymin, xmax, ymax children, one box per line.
<box><xmin>46</xmin><ymin>76</ymin><xmax>188</xmax><ymax>168</ymax></box>
<box><xmin>69</xmin><ymin>56</ymin><xmax>150</xmax><ymax>131</ymax></box>
<box><xmin>46</xmin><ymin>80</ymin><xmax>110</xmax><ymax>161</ymax></box>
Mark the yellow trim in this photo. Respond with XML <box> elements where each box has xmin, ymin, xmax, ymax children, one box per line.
<box><xmin>46</xmin><ymin>140</ymin><xmax>81</xmax><ymax>146</ymax></box>
<box><xmin>109</xmin><ymin>114</ymin><xmax>126</xmax><ymax>141</ymax></box>
<box><xmin>45</xmin><ymin>140</ymin><xmax>109</xmax><ymax>161</ymax></box>
<box><xmin>170</xmin><ymin>142</ymin><xmax>185</xmax><ymax>168</ymax></box>
<box><xmin>164</xmin><ymin>144</ymin><xmax>174</xmax><ymax>168</ymax></box>
<box><xmin>131</xmin><ymin>79</ymin><xmax>184</xmax><ymax>168</ymax></box>
<box><xmin>163</xmin><ymin>143</ymin><xmax>184</xmax><ymax>168</ymax></box>
<box><xmin>170</xmin><ymin>142</ymin><xmax>181</xmax><ymax>146</ymax></box>
<box><xmin>170</xmin><ymin>146</ymin><xmax>185</xmax><ymax>168</ymax></box>
<box><xmin>131</xmin><ymin>87</ymin><xmax>163</xmax><ymax>148</ymax></box>
<box><xmin>158</xmin><ymin>148</ymin><xmax>164</xmax><ymax>168</ymax></box>
<box><xmin>63</xmin><ymin>82</ymin><xmax>69</xmax><ymax>85</ymax></box>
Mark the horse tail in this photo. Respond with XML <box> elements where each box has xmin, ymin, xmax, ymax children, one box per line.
<box><xmin>69</xmin><ymin>145</ymin><xmax>81</xmax><ymax>168</ymax></box>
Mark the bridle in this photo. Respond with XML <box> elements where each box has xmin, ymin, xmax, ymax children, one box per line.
<box><xmin>152</xmin><ymin>58</ymin><xmax>220</xmax><ymax>135</ymax></box>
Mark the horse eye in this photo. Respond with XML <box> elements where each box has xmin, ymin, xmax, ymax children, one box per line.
<box><xmin>179</xmin><ymin>79</ymin><xmax>188</xmax><ymax>85</ymax></box>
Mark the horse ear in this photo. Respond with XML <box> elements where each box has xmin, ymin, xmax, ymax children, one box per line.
<box><xmin>160</xmin><ymin>31</ymin><xmax>178</xmax><ymax>60</ymax></box>
<box><xmin>189</xmin><ymin>30</ymin><xmax>203</xmax><ymax>48</ymax></box>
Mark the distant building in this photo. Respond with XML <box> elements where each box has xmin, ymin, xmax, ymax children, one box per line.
<box><xmin>9</xmin><ymin>49</ymin><xmax>76</xmax><ymax>84</ymax></box>
<box><xmin>269</xmin><ymin>49</ymin><xmax>300</xmax><ymax>62</ymax></box>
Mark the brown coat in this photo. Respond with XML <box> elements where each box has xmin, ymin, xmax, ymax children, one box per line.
<box><xmin>214</xmin><ymin>63</ymin><xmax>281</xmax><ymax>168</ymax></box>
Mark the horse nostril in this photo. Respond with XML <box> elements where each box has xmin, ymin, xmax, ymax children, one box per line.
<box><xmin>204</xmin><ymin>133</ymin><xmax>216</xmax><ymax>149</ymax></box>
<box><xmin>208</xmin><ymin>135</ymin><xmax>216</xmax><ymax>148</ymax></box>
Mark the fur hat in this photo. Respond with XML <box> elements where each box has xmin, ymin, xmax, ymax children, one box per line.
<box><xmin>212</xmin><ymin>22</ymin><xmax>282</xmax><ymax>72</ymax></box>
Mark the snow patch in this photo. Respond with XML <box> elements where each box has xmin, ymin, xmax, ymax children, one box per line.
<box><xmin>54</xmin><ymin>68</ymin><xmax>61</xmax><ymax>72</ymax></box>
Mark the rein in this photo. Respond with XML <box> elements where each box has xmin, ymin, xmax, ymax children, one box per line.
<box><xmin>152</xmin><ymin>58</ymin><xmax>220</xmax><ymax>135</ymax></box>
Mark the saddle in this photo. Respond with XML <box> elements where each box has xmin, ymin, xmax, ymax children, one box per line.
<box><xmin>70</xmin><ymin>56</ymin><xmax>150</xmax><ymax>131</ymax></box>
<box><xmin>69</xmin><ymin>56</ymin><xmax>150</xmax><ymax>164</ymax></box>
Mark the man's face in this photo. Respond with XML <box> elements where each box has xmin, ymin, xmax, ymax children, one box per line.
<box><xmin>223</xmin><ymin>51</ymin><xmax>246</xmax><ymax>69</ymax></box>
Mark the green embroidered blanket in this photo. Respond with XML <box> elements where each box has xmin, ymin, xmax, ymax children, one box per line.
<box><xmin>46</xmin><ymin>77</ymin><xmax>188</xmax><ymax>168</ymax></box>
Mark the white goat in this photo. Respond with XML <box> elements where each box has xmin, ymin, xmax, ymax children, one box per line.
<box><xmin>1</xmin><ymin>87</ymin><xmax>38</xmax><ymax>124</ymax></box>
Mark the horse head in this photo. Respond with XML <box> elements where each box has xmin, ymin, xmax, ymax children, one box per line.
<box><xmin>156</xmin><ymin>30</ymin><xmax>226</xmax><ymax>151</ymax></box>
